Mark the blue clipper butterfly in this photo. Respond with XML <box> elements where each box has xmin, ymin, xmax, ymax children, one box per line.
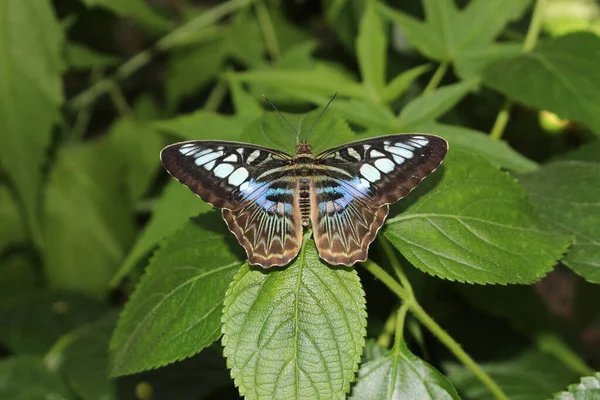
<box><xmin>161</xmin><ymin>134</ymin><xmax>447</xmax><ymax>268</ymax></box>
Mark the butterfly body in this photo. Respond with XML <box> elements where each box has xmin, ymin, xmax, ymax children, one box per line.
<box><xmin>161</xmin><ymin>134</ymin><xmax>448</xmax><ymax>268</ymax></box>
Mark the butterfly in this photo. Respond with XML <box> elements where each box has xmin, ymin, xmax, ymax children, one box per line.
<box><xmin>160</xmin><ymin>134</ymin><xmax>448</xmax><ymax>268</ymax></box>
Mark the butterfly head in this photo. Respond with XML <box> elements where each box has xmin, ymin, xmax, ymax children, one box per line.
<box><xmin>295</xmin><ymin>141</ymin><xmax>313</xmax><ymax>156</ymax></box>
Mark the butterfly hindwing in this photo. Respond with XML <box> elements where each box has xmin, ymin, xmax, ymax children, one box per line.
<box><xmin>311</xmin><ymin>134</ymin><xmax>448</xmax><ymax>265</ymax></box>
<box><xmin>161</xmin><ymin>141</ymin><xmax>303</xmax><ymax>267</ymax></box>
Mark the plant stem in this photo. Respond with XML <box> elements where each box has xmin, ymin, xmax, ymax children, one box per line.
<box><xmin>377</xmin><ymin>305</ymin><xmax>399</xmax><ymax>348</ymax></box>
<box><xmin>394</xmin><ymin>300</ymin><xmax>411</xmax><ymax>348</ymax></box>
<box><xmin>380</xmin><ymin>237</ymin><xmax>413</xmax><ymax>296</ymax></box>
<box><xmin>489</xmin><ymin>0</ymin><xmax>546</xmax><ymax>140</ymax></box>
<box><xmin>204</xmin><ymin>80</ymin><xmax>228</xmax><ymax>112</ymax></box>
<box><xmin>362</xmin><ymin>260</ymin><xmax>509</xmax><ymax>400</ymax></box>
<box><xmin>537</xmin><ymin>333</ymin><xmax>595</xmax><ymax>376</ymax></box>
<box><xmin>71</xmin><ymin>68</ymin><xmax>103</xmax><ymax>141</ymax></box>
<box><xmin>255</xmin><ymin>0</ymin><xmax>280</xmax><ymax>62</ymax></box>
<box><xmin>69</xmin><ymin>0</ymin><xmax>251</xmax><ymax>111</ymax></box>
<box><xmin>423</xmin><ymin>61</ymin><xmax>448</xmax><ymax>95</ymax></box>
<box><xmin>107</xmin><ymin>80</ymin><xmax>133</xmax><ymax>118</ymax></box>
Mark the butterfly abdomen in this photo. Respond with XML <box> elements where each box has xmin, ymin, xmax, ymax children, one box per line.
<box><xmin>299</xmin><ymin>178</ymin><xmax>311</xmax><ymax>226</ymax></box>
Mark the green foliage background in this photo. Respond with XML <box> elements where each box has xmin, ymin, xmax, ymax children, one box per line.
<box><xmin>1</xmin><ymin>0</ymin><xmax>600</xmax><ymax>399</ymax></box>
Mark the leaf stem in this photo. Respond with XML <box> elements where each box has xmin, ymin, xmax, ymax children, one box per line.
<box><xmin>254</xmin><ymin>0</ymin><xmax>280</xmax><ymax>62</ymax></box>
<box><xmin>362</xmin><ymin>259</ymin><xmax>509</xmax><ymax>400</ymax></box>
<box><xmin>537</xmin><ymin>333</ymin><xmax>595</xmax><ymax>376</ymax></box>
<box><xmin>107</xmin><ymin>80</ymin><xmax>133</xmax><ymax>118</ymax></box>
<box><xmin>376</xmin><ymin>305</ymin><xmax>399</xmax><ymax>348</ymax></box>
<box><xmin>489</xmin><ymin>0</ymin><xmax>546</xmax><ymax>140</ymax></box>
<box><xmin>68</xmin><ymin>0</ymin><xmax>251</xmax><ymax>111</ymax></box>
<box><xmin>380</xmin><ymin>237</ymin><xmax>413</xmax><ymax>296</ymax></box>
<box><xmin>423</xmin><ymin>61</ymin><xmax>448</xmax><ymax>95</ymax></box>
<box><xmin>204</xmin><ymin>80</ymin><xmax>228</xmax><ymax>112</ymax></box>
<box><xmin>394</xmin><ymin>300</ymin><xmax>411</xmax><ymax>347</ymax></box>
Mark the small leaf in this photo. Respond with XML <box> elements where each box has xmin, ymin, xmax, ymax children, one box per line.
<box><xmin>110</xmin><ymin>212</ymin><xmax>244</xmax><ymax>376</ymax></box>
<box><xmin>0</xmin><ymin>292</ymin><xmax>107</xmax><ymax>355</ymax></box>
<box><xmin>356</xmin><ymin>0</ymin><xmax>387</xmax><ymax>100</ymax></box>
<box><xmin>553</xmin><ymin>373</ymin><xmax>600</xmax><ymax>400</ymax></box>
<box><xmin>153</xmin><ymin>111</ymin><xmax>244</xmax><ymax>141</ymax></box>
<box><xmin>518</xmin><ymin>161</ymin><xmax>600</xmax><ymax>283</ymax></box>
<box><xmin>64</xmin><ymin>42</ymin><xmax>120</xmax><ymax>69</ymax></box>
<box><xmin>112</xmin><ymin>180</ymin><xmax>212</xmax><ymax>285</ymax></box>
<box><xmin>239</xmin><ymin>109</ymin><xmax>355</xmax><ymax>155</ymax></box>
<box><xmin>43</xmin><ymin>140</ymin><xmax>136</xmax><ymax>298</ymax></box>
<box><xmin>47</xmin><ymin>313</ymin><xmax>118</xmax><ymax>400</ymax></box>
<box><xmin>484</xmin><ymin>32</ymin><xmax>600</xmax><ymax>136</ymax></box>
<box><xmin>222</xmin><ymin>239</ymin><xmax>366</xmax><ymax>400</ymax></box>
<box><xmin>385</xmin><ymin>149</ymin><xmax>570</xmax><ymax>284</ymax></box>
<box><xmin>397</xmin><ymin>79</ymin><xmax>479</xmax><ymax>130</ymax></box>
<box><xmin>0</xmin><ymin>0</ymin><xmax>64</xmax><ymax>245</ymax></box>
<box><xmin>81</xmin><ymin>0</ymin><xmax>171</xmax><ymax>30</ymax></box>
<box><xmin>383</xmin><ymin>64</ymin><xmax>432</xmax><ymax>103</ymax></box>
<box><xmin>447</xmin><ymin>349</ymin><xmax>580</xmax><ymax>400</ymax></box>
<box><xmin>0</xmin><ymin>356</ymin><xmax>73</xmax><ymax>400</ymax></box>
<box><xmin>349</xmin><ymin>341</ymin><xmax>459</xmax><ymax>400</ymax></box>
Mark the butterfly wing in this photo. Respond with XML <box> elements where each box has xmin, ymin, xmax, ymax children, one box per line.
<box><xmin>311</xmin><ymin>134</ymin><xmax>448</xmax><ymax>265</ymax></box>
<box><xmin>161</xmin><ymin>141</ymin><xmax>303</xmax><ymax>267</ymax></box>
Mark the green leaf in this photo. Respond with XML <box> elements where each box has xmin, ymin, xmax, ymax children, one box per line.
<box><xmin>518</xmin><ymin>161</ymin><xmax>600</xmax><ymax>283</ymax></box>
<box><xmin>554</xmin><ymin>141</ymin><xmax>600</xmax><ymax>164</ymax></box>
<box><xmin>239</xmin><ymin>109</ymin><xmax>355</xmax><ymax>155</ymax></box>
<box><xmin>418</xmin><ymin>122</ymin><xmax>539</xmax><ymax>173</ymax></box>
<box><xmin>154</xmin><ymin>111</ymin><xmax>244</xmax><ymax>141</ymax></box>
<box><xmin>81</xmin><ymin>0</ymin><xmax>171</xmax><ymax>30</ymax></box>
<box><xmin>0</xmin><ymin>254</ymin><xmax>38</xmax><ymax>308</ymax></box>
<box><xmin>165</xmin><ymin>38</ymin><xmax>226</xmax><ymax>111</ymax></box>
<box><xmin>222</xmin><ymin>239</ymin><xmax>366</xmax><ymax>400</ymax></box>
<box><xmin>0</xmin><ymin>356</ymin><xmax>73</xmax><ymax>400</ymax></box>
<box><xmin>454</xmin><ymin>42</ymin><xmax>522</xmax><ymax>80</ymax></box>
<box><xmin>46</xmin><ymin>313</ymin><xmax>118</xmax><ymax>400</ymax></box>
<box><xmin>110</xmin><ymin>212</ymin><xmax>243</xmax><ymax>376</ymax></box>
<box><xmin>225</xmin><ymin>9</ymin><xmax>267</xmax><ymax>67</ymax></box>
<box><xmin>349</xmin><ymin>341</ymin><xmax>459</xmax><ymax>400</ymax></box>
<box><xmin>483</xmin><ymin>32</ymin><xmax>600</xmax><ymax>136</ymax></box>
<box><xmin>356</xmin><ymin>0</ymin><xmax>386</xmax><ymax>100</ymax></box>
<box><xmin>380</xmin><ymin>0</ymin><xmax>531</xmax><ymax>61</ymax></box>
<box><xmin>106</xmin><ymin>119</ymin><xmax>164</xmax><ymax>202</ymax></box>
<box><xmin>385</xmin><ymin>149</ymin><xmax>570</xmax><ymax>284</ymax></box>
<box><xmin>553</xmin><ymin>373</ymin><xmax>600</xmax><ymax>400</ymax></box>
<box><xmin>228</xmin><ymin>74</ymin><xmax>263</xmax><ymax>121</ymax></box>
<box><xmin>383</xmin><ymin>64</ymin><xmax>432</xmax><ymax>103</ymax></box>
<box><xmin>112</xmin><ymin>180</ymin><xmax>212</xmax><ymax>285</ymax></box>
<box><xmin>0</xmin><ymin>0</ymin><xmax>64</xmax><ymax>245</ymax></box>
<box><xmin>0</xmin><ymin>186</ymin><xmax>26</xmax><ymax>254</ymax></box>
<box><xmin>447</xmin><ymin>349</ymin><xmax>580</xmax><ymax>400</ymax></box>
<box><xmin>0</xmin><ymin>292</ymin><xmax>106</xmax><ymax>355</ymax></box>
<box><xmin>397</xmin><ymin>80</ymin><xmax>479</xmax><ymax>130</ymax></box>
<box><xmin>331</xmin><ymin>99</ymin><xmax>399</xmax><ymax>132</ymax></box>
<box><xmin>64</xmin><ymin>42</ymin><xmax>120</xmax><ymax>69</ymax></box>
<box><xmin>43</xmin><ymin>140</ymin><xmax>136</xmax><ymax>298</ymax></box>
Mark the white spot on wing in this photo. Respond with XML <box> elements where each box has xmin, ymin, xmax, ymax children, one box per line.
<box><xmin>213</xmin><ymin>163</ymin><xmax>234</xmax><ymax>178</ymax></box>
<box><xmin>194</xmin><ymin>151</ymin><xmax>223</xmax><ymax>166</ymax></box>
<box><xmin>360</xmin><ymin>178</ymin><xmax>370</xmax><ymax>189</ymax></box>
<box><xmin>392</xmin><ymin>154</ymin><xmax>404</xmax><ymax>164</ymax></box>
<box><xmin>239</xmin><ymin>181</ymin><xmax>250</xmax><ymax>192</ymax></box>
<box><xmin>360</xmin><ymin>164</ymin><xmax>381</xmax><ymax>182</ymax></box>
<box><xmin>385</xmin><ymin>145</ymin><xmax>413</xmax><ymax>159</ymax></box>
<box><xmin>370</xmin><ymin>149</ymin><xmax>385</xmax><ymax>158</ymax></box>
<box><xmin>347</xmin><ymin>148</ymin><xmax>360</xmax><ymax>160</ymax></box>
<box><xmin>223</xmin><ymin>154</ymin><xmax>237</xmax><ymax>162</ymax></box>
<box><xmin>236</xmin><ymin>148</ymin><xmax>245</xmax><ymax>155</ymax></box>
<box><xmin>247</xmin><ymin>150</ymin><xmax>260</xmax><ymax>163</ymax></box>
<box><xmin>375</xmin><ymin>158</ymin><xmax>395</xmax><ymax>173</ymax></box>
<box><xmin>204</xmin><ymin>160</ymin><xmax>215</xmax><ymax>170</ymax></box>
<box><xmin>409</xmin><ymin>138</ymin><xmax>429</xmax><ymax>147</ymax></box>
<box><xmin>228</xmin><ymin>167</ymin><xmax>249</xmax><ymax>186</ymax></box>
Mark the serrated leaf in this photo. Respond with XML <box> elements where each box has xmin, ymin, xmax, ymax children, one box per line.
<box><xmin>552</xmin><ymin>373</ymin><xmax>600</xmax><ymax>400</ymax></box>
<box><xmin>64</xmin><ymin>42</ymin><xmax>120</xmax><ymax>69</ymax></box>
<box><xmin>349</xmin><ymin>341</ymin><xmax>459</xmax><ymax>400</ymax></box>
<box><xmin>518</xmin><ymin>161</ymin><xmax>600</xmax><ymax>283</ymax></box>
<box><xmin>383</xmin><ymin>64</ymin><xmax>432</xmax><ymax>103</ymax></box>
<box><xmin>239</xmin><ymin>109</ymin><xmax>355</xmax><ymax>155</ymax></box>
<box><xmin>43</xmin><ymin>140</ymin><xmax>135</xmax><ymax>298</ymax></box>
<box><xmin>0</xmin><ymin>356</ymin><xmax>73</xmax><ymax>400</ymax></box>
<box><xmin>380</xmin><ymin>0</ymin><xmax>531</xmax><ymax>61</ymax></box>
<box><xmin>81</xmin><ymin>0</ymin><xmax>171</xmax><ymax>30</ymax></box>
<box><xmin>447</xmin><ymin>349</ymin><xmax>580</xmax><ymax>400</ymax></box>
<box><xmin>222</xmin><ymin>239</ymin><xmax>366</xmax><ymax>400</ymax></box>
<box><xmin>418</xmin><ymin>122</ymin><xmax>539</xmax><ymax>173</ymax></box>
<box><xmin>356</xmin><ymin>0</ymin><xmax>386</xmax><ymax>101</ymax></box>
<box><xmin>397</xmin><ymin>79</ymin><xmax>479</xmax><ymax>130</ymax></box>
<box><xmin>0</xmin><ymin>292</ymin><xmax>106</xmax><ymax>355</ymax></box>
<box><xmin>47</xmin><ymin>313</ymin><xmax>118</xmax><ymax>400</ymax></box>
<box><xmin>110</xmin><ymin>212</ymin><xmax>244</xmax><ymax>376</ymax></box>
<box><xmin>0</xmin><ymin>0</ymin><xmax>64</xmax><ymax>245</ymax></box>
<box><xmin>385</xmin><ymin>149</ymin><xmax>570</xmax><ymax>284</ymax></box>
<box><xmin>484</xmin><ymin>32</ymin><xmax>600</xmax><ymax>136</ymax></box>
<box><xmin>153</xmin><ymin>111</ymin><xmax>244</xmax><ymax>141</ymax></box>
<box><xmin>112</xmin><ymin>180</ymin><xmax>212</xmax><ymax>285</ymax></box>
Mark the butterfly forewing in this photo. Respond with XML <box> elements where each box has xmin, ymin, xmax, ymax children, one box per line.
<box><xmin>311</xmin><ymin>134</ymin><xmax>448</xmax><ymax>265</ymax></box>
<box><xmin>161</xmin><ymin>141</ymin><xmax>303</xmax><ymax>267</ymax></box>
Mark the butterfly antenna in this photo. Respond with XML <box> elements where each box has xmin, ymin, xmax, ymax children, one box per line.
<box><xmin>308</xmin><ymin>91</ymin><xmax>339</xmax><ymax>138</ymax></box>
<box><xmin>262</xmin><ymin>95</ymin><xmax>298</xmax><ymax>137</ymax></box>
